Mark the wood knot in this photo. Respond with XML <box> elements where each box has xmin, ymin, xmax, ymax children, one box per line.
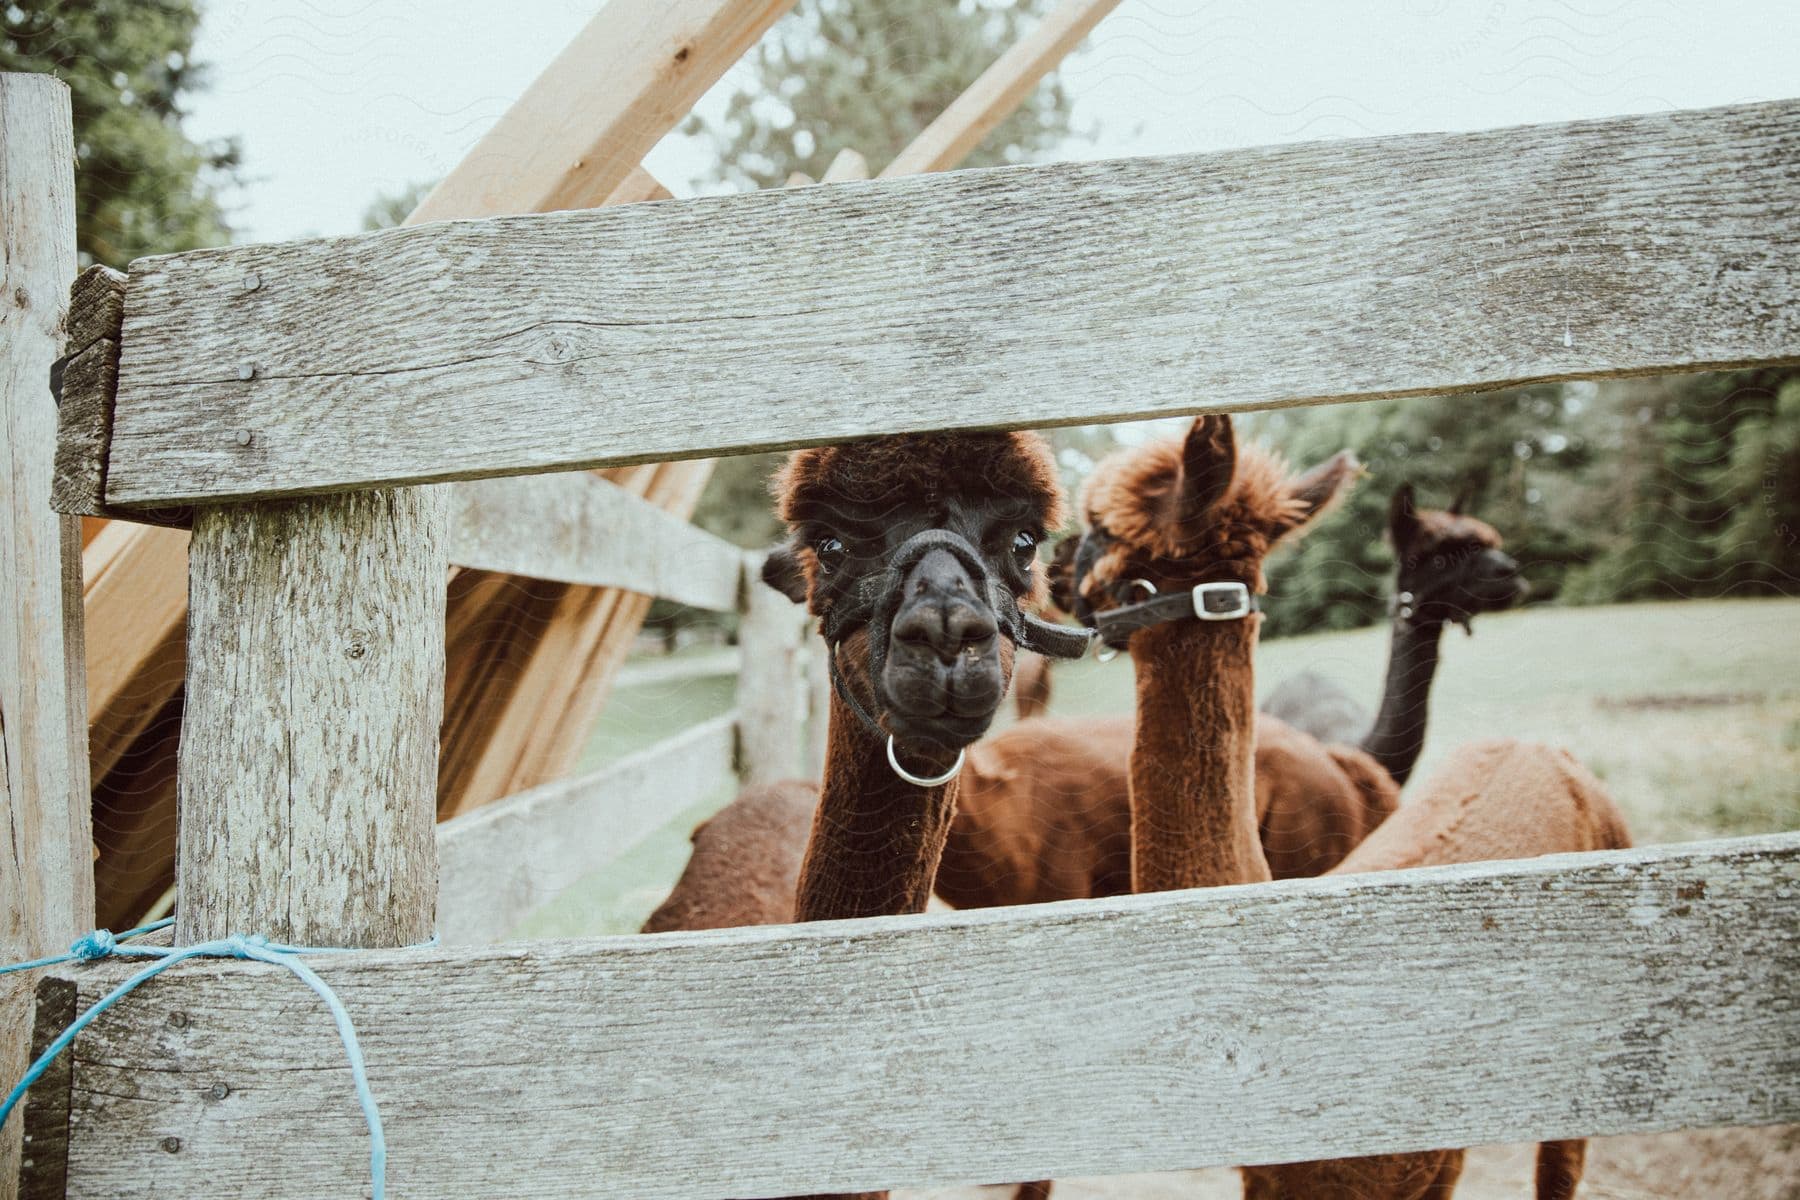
<box><xmin>674</xmin><ymin>44</ymin><xmax>691</xmax><ymax>62</ymax></box>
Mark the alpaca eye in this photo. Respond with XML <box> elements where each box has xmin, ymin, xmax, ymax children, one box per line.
<box><xmin>815</xmin><ymin>536</ymin><xmax>847</xmax><ymax>573</ymax></box>
<box><xmin>1011</xmin><ymin>530</ymin><xmax>1038</xmax><ymax>561</ymax></box>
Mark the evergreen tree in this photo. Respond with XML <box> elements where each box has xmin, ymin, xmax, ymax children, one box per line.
<box><xmin>3</xmin><ymin>1</ymin><xmax>238</xmax><ymax>266</ymax></box>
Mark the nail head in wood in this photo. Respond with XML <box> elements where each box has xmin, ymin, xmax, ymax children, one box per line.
<box><xmin>236</xmin><ymin>362</ymin><xmax>255</xmax><ymax>381</ymax></box>
<box><xmin>233</xmin><ymin>428</ymin><xmax>252</xmax><ymax>447</ymax></box>
<box><xmin>240</xmin><ymin>271</ymin><xmax>260</xmax><ymax>293</ymax></box>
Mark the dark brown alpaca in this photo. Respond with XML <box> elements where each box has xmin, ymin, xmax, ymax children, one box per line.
<box><xmin>1072</xmin><ymin>415</ymin><xmax>1627</xmax><ymax>1200</ymax></box>
<box><xmin>1263</xmin><ymin>484</ymin><xmax>1528</xmax><ymax>779</ymax></box>
<box><xmin>642</xmin><ymin>431</ymin><xmax>1081</xmax><ymax>1200</ymax></box>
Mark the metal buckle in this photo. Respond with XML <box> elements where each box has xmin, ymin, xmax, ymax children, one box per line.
<box><xmin>1191</xmin><ymin>581</ymin><xmax>1252</xmax><ymax>621</ymax></box>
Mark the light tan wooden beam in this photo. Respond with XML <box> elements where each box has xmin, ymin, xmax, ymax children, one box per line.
<box><xmin>880</xmin><ymin>0</ymin><xmax>1120</xmax><ymax>178</ymax></box>
<box><xmin>821</xmin><ymin>147</ymin><xmax>870</xmax><ymax>181</ymax></box>
<box><xmin>410</xmin><ymin>0</ymin><xmax>796</xmax><ymax>221</ymax></box>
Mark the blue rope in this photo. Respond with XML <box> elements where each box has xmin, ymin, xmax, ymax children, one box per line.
<box><xmin>0</xmin><ymin>923</ymin><xmax>430</xmax><ymax>1200</ymax></box>
<box><xmin>0</xmin><ymin>916</ymin><xmax>173</xmax><ymax>975</ymax></box>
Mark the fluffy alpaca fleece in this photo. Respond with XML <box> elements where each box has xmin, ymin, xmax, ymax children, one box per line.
<box><xmin>1247</xmin><ymin>740</ymin><xmax>1631</xmax><ymax>1200</ymax></box>
<box><xmin>774</xmin><ymin>430</ymin><xmax>1064</xmax><ymax>608</ymax></box>
<box><xmin>641</xmin><ymin>781</ymin><xmax>817</xmax><ymax>933</ymax></box>
<box><xmin>1081</xmin><ymin>415</ymin><xmax>1616</xmax><ymax>1200</ymax></box>
<box><xmin>933</xmin><ymin>714</ymin><xmax>1396</xmax><ymax>909</ymax></box>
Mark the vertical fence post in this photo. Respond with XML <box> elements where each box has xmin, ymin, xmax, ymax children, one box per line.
<box><xmin>735</xmin><ymin>553</ymin><xmax>805</xmax><ymax>785</ymax></box>
<box><xmin>175</xmin><ymin>486</ymin><xmax>447</xmax><ymax>948</ymax></box>
<box><xmin>1</xmin><ymin>73</ymin><xmax>94</xmax><ymax>1198</ymax></box>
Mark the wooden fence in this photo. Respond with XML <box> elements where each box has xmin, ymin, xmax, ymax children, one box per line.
<box><xmin>3</xmin><ymin>61</ymin><xmax>1798</xmax><ymax>1200</ymax></box>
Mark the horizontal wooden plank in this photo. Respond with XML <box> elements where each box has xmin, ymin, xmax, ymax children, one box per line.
<box><xmin>436</xmin><ymin>713</ymin><xmax>737</xmax><ymax>944</ymax></box>
<box><xmin>447</xmin><ymin>472</ymin><xmax>742</xmax><ymax>610</ymax></box>
<box><xmin>40</xmin><ymin>834</ymin><xmax>1800</xmax><ymax>1198</ymax></box>
<box><xmin>92</xmin><ymin>99</ymin><xmax>1800</xmax><ymax>506</ymax></box>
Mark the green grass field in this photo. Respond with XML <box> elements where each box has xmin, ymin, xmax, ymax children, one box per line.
<box><xmin>519</xmin><ymin>596</ymin><xmax>1800</xmax><ymax>937</ymax></box>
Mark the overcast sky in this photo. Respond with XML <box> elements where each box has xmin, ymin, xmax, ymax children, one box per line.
<box><xmin>185</xmin><ymin>1</ymin><xmax>1799</xmax><ymax>243</ymax></box>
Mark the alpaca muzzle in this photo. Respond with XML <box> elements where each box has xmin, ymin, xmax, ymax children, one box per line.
<box><xmin>818</xmin><ymin>528</ymin><xmax>1092</xmax><ymax>783</ymax></box>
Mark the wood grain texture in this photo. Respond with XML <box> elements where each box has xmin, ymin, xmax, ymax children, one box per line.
<box><xmin>407</xmin><ymin>0</ymin><xmax>794</xmax><ymax>221</ymax></box>
<box><xmin>447</xmin><ymin>471</ymin><xmax>741</xmax><ymax>610</ymax></box>
<box><xmin>735</xmin><ymin>558</ymin><xmax>807</xmax><ymax>784</ymax></box>
<box><xmin>102</xmin><ymin>100</ymin><xmax>1800</xmax><ymax>507</ymax></box>
<box><xmin>49</xmin><ymin>267</ymin><xmax>125</xmax><ymax>517</ymax></box>
<box><xmin>879</xmin><ymin>0</ymin><xmax>1121</xmax><ymax>177</ymax></box>
<box><xmin>0</xmin><ymin>73</ymin><xmax>92</xmax><ymax>1200</ymax></box>
<box><xmin>39</xmin><ymin>835</ymin><xmax>1800</xmax><ymax>1199</ymax></box>
<box><xmin>436</xmin><ymin>713</ymin><xmax>736</xmax><ymax>944</ymax></box>
<box><xmin>174</xmin><ymin>487</ymin><xmax>446</xmax><ymax>948</ymax></box>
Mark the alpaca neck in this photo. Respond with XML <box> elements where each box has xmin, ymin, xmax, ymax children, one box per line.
<box><xmin>793</xmin><ymin>693</ymin><xmax>958</xmax><ymax>922</ymax></box>
<box><xmin>1128</xmin><ymin>619</ymin><xmax>1269</xmax><ymax>892</ymax></box>
<box><xmin>1359</xmin><ymin>615</ymin><xmax>1445</xmax><ymax>787</ymax></box>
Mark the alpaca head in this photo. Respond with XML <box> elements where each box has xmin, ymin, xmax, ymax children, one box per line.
<box><xmin>763</xmin><ymin>432</ymin><xmax>1080</xmax><ymax>761</ymax></box>
<box><xmin>1387</xmin><ymin>483</ymin><xmax>1528</xmax><ymax>629</ymax></box>
<box><xmin>1068</xmin><ymin>415</ymin><xmax>1360</xmax><ymax>646</ymax></box>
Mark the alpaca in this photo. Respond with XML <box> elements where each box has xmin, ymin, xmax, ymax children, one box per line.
<box><xmin>641</xmin><ymin>780</ymin><xmax>817</xmax><ymax>933</ymax></box>
<box><xmin>1262</xmin><ymin>484</ymin><xmax>1528</xmax><ymax>780</ymax></box>
<box><xmin>932</xmin><ymin>712</ymin><xmax>1395</xmax><ymax>908</ymax></box>
<box><xmin>643</xmin><ymin>431</ymin><xmax>1084</xmax><ymax>1200</ymax></box>
<box><xmin>1070</xmin><ymin>414</ymin><xmax>1628</xmax><ymax>1200</ymax></box>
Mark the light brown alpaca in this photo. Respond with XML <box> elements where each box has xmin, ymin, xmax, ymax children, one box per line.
<box><xmin>934</xmin><ymin>474</ymin><xmax>1395</xmax><ymax>910</ymax></box>
<box><xmin>933</xmin><ymin>713</ymin><xmax>1395</xmax><ymax>908</ymax></box>
<box><xmin>1072</xmin><ymin>415</ymin><xmax>1629</xmax><ymax>1200</ymax></box>
<box><xmin>643</xmin><ymin>431</ymin><xmax>1082</xmax><ymax>1200</ymax></box>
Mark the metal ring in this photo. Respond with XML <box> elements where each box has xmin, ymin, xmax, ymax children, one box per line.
<box><xmin>1095</xmin><ymin>643</ymin><xmax>1120</xmax><ymax>663</ymax></box>
<box><xmin>886</xmin><ymin>736</ymin><xmax>966</xmax><ymax>787</ymax></box>
<box><xmin>1127</xmin><ymin>578</ymin><xmax>1159</xmax><ymax>599</ymax></box>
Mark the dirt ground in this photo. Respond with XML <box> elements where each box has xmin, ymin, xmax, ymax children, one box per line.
<box><xmin>899</xmin><ymin>1124</ymin><xmax>1800</xmax><ymax>1199</ymax></box>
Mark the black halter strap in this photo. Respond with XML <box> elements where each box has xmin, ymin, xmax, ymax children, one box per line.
<box><xmin>818</xmin><ymin>529</ymin><xmax>1093</xmax><ymax>741</ymax></box>
<box><xmin>1091</xmin><ymin>580</ymin><xmax>1259</xmax><ymax>651</ymax></box>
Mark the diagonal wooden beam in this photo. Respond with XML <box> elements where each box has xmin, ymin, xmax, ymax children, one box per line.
<box><xmin>79</xmin><ymin>0</ymin><xmax>795</xmax><ymax>919</ymax></box>
<box><xmin>879</xmin><ymin>0</ymin><xmax>1121</xmax><ymax>178</ymax></box>
<box><xmin>410</xmin><ymin>0</ymin><xmax>796</xmax><ymax>221</ymax></box>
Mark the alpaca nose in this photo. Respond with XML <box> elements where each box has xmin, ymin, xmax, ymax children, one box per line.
<box><xmin>892</xmin><ymin>549</ymin><xmax>997</xmax><ymax>663</ymax></box>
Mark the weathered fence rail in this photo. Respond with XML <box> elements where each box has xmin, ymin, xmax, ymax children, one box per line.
<box><xmin>58</xmin><ymin>99</ymin><xmax>1800</xmax><ymax>508</ymax></box>
<box><xmin>448</xmin><ymin>472</ymin><xmax>743</xmax><ymax>608</ymax></box>
<box><xmin>437</xmin><ymin>713</ymin><xmax>738</xmax><ymax>945</ymax></box>
<box><xmin>32</xmin><ymin>836</ymin><xmax>1800</xmax><ymax>1198</ymax></box>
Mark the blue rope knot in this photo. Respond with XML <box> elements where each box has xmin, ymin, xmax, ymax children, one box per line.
<box><xmin>0</xmin><ymin>918</ymin><xmax>419</xmax><ymax>1200</ymax></box>
<box><xmin>69</xmin><ymin>929</ymin><xmax>117</xmax><ymax>961</ymax></box>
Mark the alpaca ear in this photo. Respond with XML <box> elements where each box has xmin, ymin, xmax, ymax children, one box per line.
<box><xmin>1275</xmin><ymin>449</ymin><xmax>1361</xmax><ymax>538</ymax></box>
<box><xmin>1389</xmin><ymin>482</ymin><xmax>1422</xmax><ymax>548</ymax></box>
<box><xmin>1447</xmin><ymin>482</ymin><xmax>1475</xmax><ymax>516</ymax></box>
<box><xmin>1174</xmin><ymin>415</ymin><xmax>1238</xmax><ymax>526</ymax></box>
<box><xmin>759</xmin><ymin>543</ymin><xmax>809</xmax><ymax>603</ymax></box>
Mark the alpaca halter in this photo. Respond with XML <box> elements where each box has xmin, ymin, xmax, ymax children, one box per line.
<box><xmin>1091</xmin><ymin>580</ymin><xmax>1258</xmax><ymax>651</ymax></box>
<box><xmin>817</xmin><ymin>527</ymin><xmax>1093</xmax><ymax>784</ymax></box>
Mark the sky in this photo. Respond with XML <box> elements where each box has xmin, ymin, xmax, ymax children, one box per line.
<box><xmin>183</xmin><ymin>1</ymin><xmax>1800</xmax><ymax>243</ymax></box>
